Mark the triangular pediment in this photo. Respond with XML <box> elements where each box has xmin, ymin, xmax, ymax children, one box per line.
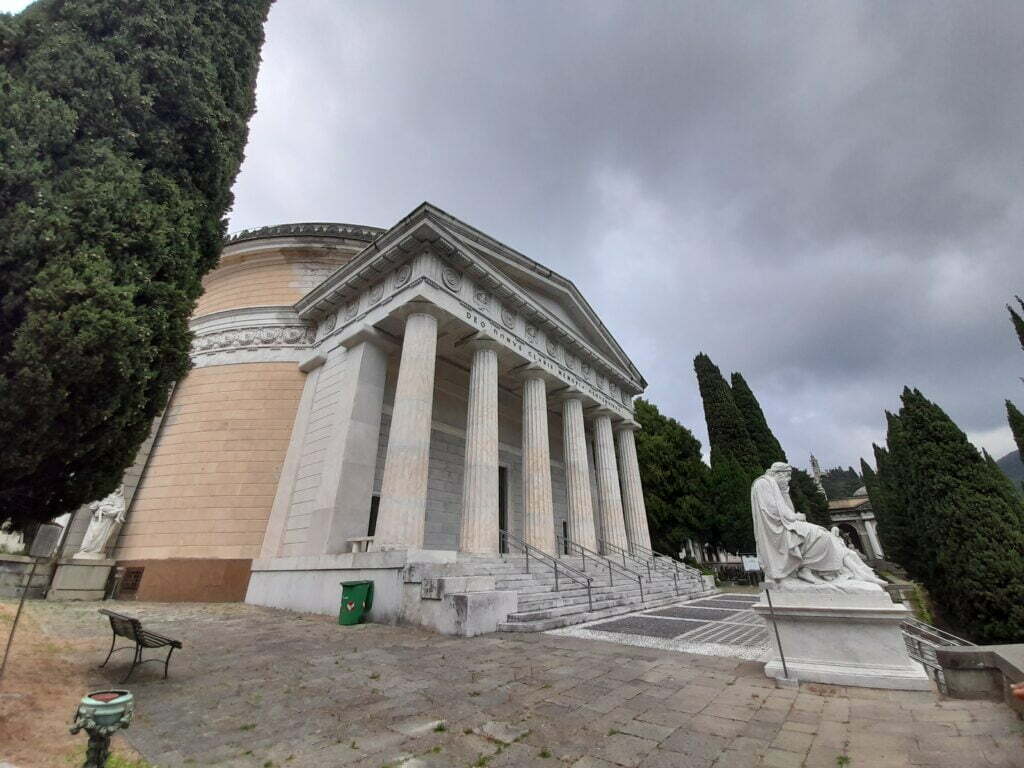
<box><xmin>417</xmin><ymin>205</ymin><xmax>645</xmax><ymax>389</ymax></box>
<box><xmin>295</xmin><ymin>202</ymin><xmax>646</xmax><ymax>393</ymax></box>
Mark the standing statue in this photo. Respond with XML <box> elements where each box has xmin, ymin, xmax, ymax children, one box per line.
<box><xmin>75</xmin><ymin>487</ymin><xmax>126</xmax><ymax>559</ymax></box>
<box><xmin>752</xmin><ymin>463</ymin><xmax>885</xmax><ymax>592</ymax></box>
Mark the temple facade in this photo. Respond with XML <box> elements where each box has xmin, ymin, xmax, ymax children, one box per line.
<box><xmin>68</xmin><ymin>203</ymin><xmax>675</xmax><ymax>626</ymax></box>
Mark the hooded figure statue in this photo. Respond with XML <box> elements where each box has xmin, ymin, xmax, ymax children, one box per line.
<box><xmin>751</xmin><ymin>462</ymin><xmax>885</xmax><ymax>591</ymax></box>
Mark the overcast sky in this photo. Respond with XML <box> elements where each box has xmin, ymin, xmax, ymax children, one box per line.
<box><xmin>6</xmin><ymin>1</ymin><xmax>1022</xmax><ymax>470</ymax></box>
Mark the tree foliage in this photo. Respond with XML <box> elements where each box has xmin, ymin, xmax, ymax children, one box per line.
<box><xmin>877</xmin><ymin>388</ymin><xmax>1024</xmax><ymax>643</ymax></box>
<box><xmin>730</xmin><ymin>372</ymin><xmax>786</xmax><ymax>468</ymax></box>
<box><xmin>819</xmin><ymin>466</ymin><xmax>863</xmax><ymax>498</ymax></box>
<box><xmin>0</xmin><ymin>0</ymin><xmax>272</xmax><ymax>530</ymax></box>
<box><xmin>694</xmin><ymin>354</ymin><xmax>762</xmax><ymax>552</ymax></box>
<box><xmin>633</xmin><ymin>399</ymin><xmax>711</xmax><ymax>556</ymax></box>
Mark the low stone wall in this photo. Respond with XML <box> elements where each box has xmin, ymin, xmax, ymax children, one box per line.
<box><xmin>0</xmin><ymin>555</ymin><xmax>51</xmax><ymax>599</ymax></box>
<box><xmin>937</xmin><ymin>644</ymin><xmax>1024</xmax><ymax>716</ymax></box>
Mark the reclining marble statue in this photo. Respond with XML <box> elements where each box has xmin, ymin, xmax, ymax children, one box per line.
<box><xmin>750</xmin><ymin>462</ymin><xmax>931</xmax><ymax>689</ymax></box>
<box><xmin>751</xmin><ymin>462</ymin><xmax>885</xmax><ymax>592</ymax></box>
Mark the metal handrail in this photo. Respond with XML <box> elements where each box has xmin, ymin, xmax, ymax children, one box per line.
<box><xmin>556</xmin><ymin>535</ymin><xmax>645</xmax><ymax>603</ymax></box>
<box><xmin>630</xmin><ymin>542</ymin><xmax>702</xmax><ymax>579</ymax></box>
<box><xmin>499</xmin><ymin>530</ymin><xmax>593</xmax><ymax>612</ymax></box>
<box><xmin>900</xmin><ymin>617</ymin><xmax>973</xmax><ymax>695</ymax></box>
<box><xmin>599</xmin><ymin>539</ymin><xmax>654</xmax><ymax>581</ymax></box>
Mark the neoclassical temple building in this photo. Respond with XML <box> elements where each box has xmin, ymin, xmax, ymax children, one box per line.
<box><xmin>63</xmin><ymin>203</ymin><xmax>708</xmax><ymax>633</ymax></box>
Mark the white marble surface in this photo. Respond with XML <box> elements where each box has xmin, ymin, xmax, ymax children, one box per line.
<box><xmin>521</xmin><ymin>374</ymin><xmax>556</xmax><ymax>554</ymax></box>
<box><xmin>593</xmin><ymin>413</ymin><xmax>629</xmax><ymax>552</ymax></box>
<box><xmin>562</xmin><ymin>396</ymin><xmax>598</xmax><ymax>551</ymax></box>
<box><xmin>615</xmin><ymin>423</ymin><xmax>652</xmax><ymax>551</ymax></box>
<box><xmin>374</xmin><ymin>311</ymin><xmax>439</xmax><ymax>550</ymax></box>
<box><xmin>459</xmin><ymin>344</ymin><xmax>500</xmax><ymax>553</ymax></box>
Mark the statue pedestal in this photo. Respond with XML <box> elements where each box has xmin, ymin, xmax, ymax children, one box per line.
<box><xmin>47</xmin><ymin>557</ymin><xmax>115</xmax><ymax>601</ymax></box>
<box><xmin>752</xmin><ymin>590</ymin><xmax>933</xmax><ymax>691</ymax></box>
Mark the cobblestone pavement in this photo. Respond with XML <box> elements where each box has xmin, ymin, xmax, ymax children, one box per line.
<box><xmin>30</xmin><ymin>601</ymin><xmax>1024</xmax><ymax>768</ymax></box>
<box><xmin>551</xmin><ymin>594</ymin><xmax>770</xmax><ymax>661</ymax></box>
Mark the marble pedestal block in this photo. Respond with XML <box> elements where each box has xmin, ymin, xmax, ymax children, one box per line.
<box><xmin>47</xmin><ymin>558</ymin><xmax>115</xmax><ymax>601</ymax></box>
<box><xmin>752</xmin><ymin>589</ymin><xmax>932</xmax><ymax>690</ymax></box>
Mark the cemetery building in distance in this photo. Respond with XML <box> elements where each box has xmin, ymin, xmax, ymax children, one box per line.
<box><xmin>57</xmin><ymin>203</ymin><xmax>706</xmax><ymax>633</ymax></box>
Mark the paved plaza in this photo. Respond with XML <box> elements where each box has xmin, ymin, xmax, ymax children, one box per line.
<box><xmin>553</xmin><ymin>593</ymin><xmax>769</xmax><ymax>661</ymax></box>
<box><xmin>7</xmin><ymin>600</ymin><xmax>1023</xmax><ymax>768</ymax></box>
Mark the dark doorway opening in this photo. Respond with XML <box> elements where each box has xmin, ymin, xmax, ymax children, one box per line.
<box><xmin>498</xmin><ymin>467</ymin><xmax>508</xmax><ymax>553</ymax></box>
<box><xmin>367</xmin><ymin>494</ymin><xmax>380</xmax><ymax>537</ymax></box>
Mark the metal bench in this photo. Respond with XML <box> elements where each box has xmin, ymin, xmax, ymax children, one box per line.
<box><xmin>98</xmin><ymin>609</ymin><xmax>182</xmax><ymax>682</ymax></box>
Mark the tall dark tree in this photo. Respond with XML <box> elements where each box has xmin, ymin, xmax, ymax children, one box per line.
<box><xmin>694</xmin><ymin>354</ymin><xmax>761</xmax><ymax>551</ymax></box>
<box><xmin>730</xmin><ymin>372</ymin><xmax>786</xmax><ymax>468</ymax></box>
<box><xmin>1006</xmin><ymin>400</ymin><xmax>1024</xmax><ymax>466</ymax></box>
<box><xmin>1008</xmin><ymin>296</ymin><xmax>1024</xmax><ymax>352</ymax></box>
<box><xmin>883</xmin><ymin>389</ymin><xmax>1024</xmax><ymax>643</ymax></box>
<box><xmin>0</xmin><ymin>1</ymin><xmax>273</xmax><ymax>530</ymax></box>
<box><xmin>633</xmin><ymin>399</ymin><xmax>712</xmax><ymax>555</ymax></box>
<box><xmin>1007</xmin><ymin>297</ymin><xmax>1024</xmax><ymax>467</ymax></box>
<box><xmin>728</xmin><ymin>370</ymin><xmax>828</xmax><ymax>526</ymax></box>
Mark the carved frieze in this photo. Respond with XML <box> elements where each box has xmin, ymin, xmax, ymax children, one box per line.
<box><xmin>500</xmin><ymin>306</ymin><xmax>516</xmax><ymax>330</ymax></box>
<box><xmin>368</xmin><ymin>282</ymin><xmax>384</xmax><ymax>305</ymax></box>
<box><xmin>344</xmin><ymin>300</ymin><xmax>359</xmax><ymax>320</ymax></box>
<box><xmin>474</xmin><ymin>290</ymin><xmax>491</xmax><ymax>309</ymax></box>
<box><xmin>191</xmin><ymin>324</ymin><xmax>315</xmax><ymax>356</ymax></box>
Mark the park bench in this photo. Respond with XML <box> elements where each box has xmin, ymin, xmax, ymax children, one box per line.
<box><xmin>98</xmin><ymin>608</ymin><xmax>183</xmax><ymax>683</ymax></box>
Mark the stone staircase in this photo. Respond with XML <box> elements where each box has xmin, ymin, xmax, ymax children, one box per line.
<box><xmin>437</xmin><ymin>552</ymin><xmax>716</xmax><ymax>633</ymax></box>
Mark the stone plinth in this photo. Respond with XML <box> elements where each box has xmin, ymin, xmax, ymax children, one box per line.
<box><xmin>0</xmin><ymin>554</ymin><xmax>49</xmax><ymax>599</ymax></box>
<box><xmin>47</xmin><ymin>558</ymin><xmax>115</xmax><ymax>601</ymax></box>
<box><xmin>752</xmin><ymin>589</ymin><xmax>932</xmax><ymax>690</ymax></box>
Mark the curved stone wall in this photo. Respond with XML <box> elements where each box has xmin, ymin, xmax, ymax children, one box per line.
<box><xmin>114</xmin><ymin>225</ymin><xmax>381</xmax><ymax>600</ymax></box>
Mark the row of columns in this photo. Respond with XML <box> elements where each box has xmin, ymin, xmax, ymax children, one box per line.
<box><xmin>373</xmin><ymin>309</ymin><xmax>651</xmax><ymax>556</ymax></box>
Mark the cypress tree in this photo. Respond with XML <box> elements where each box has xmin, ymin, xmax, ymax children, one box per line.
<box><xmin>730</xmin><ymin>372</ymin><xmax>786</xmax><ymax>467</ymax></box>
<box><xmin>887</xmin><ymin>388</ymin><xmax>1024</xmax><ymax>642</ymax></box>
<box><xmin>633</xmin><ymin>399</ymin><xmax>713</xmax><ymax>555</ymax></box>
<box><xmin>1008</xmin><ymin>296</ymin><xmax>1024</xmax><ymax>352</ymax></box>
<box><xmin>790</xmin><ymin>468</ymin><xmax>832</xmax><ymax>528</ymax></box>
<box><xmin>1007</xmin><ymin>401</ymin><xmax>1024</xmax><ymax>466</ymax></box>
<box><xmin>694</xmin><ymin>354</ymin><xmax>761</xmax><ymax>551</ymax></box>
<box><xmin>0</xmin><ymin>1</ymin><xmax>273</xmax><ymax>530</ymax></box>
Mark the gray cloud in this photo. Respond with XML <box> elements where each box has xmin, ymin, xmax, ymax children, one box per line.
<box><xmin>229</xmin><ymin>0</ymin><xmax>1024</xmax><ymax>468</ymax></box>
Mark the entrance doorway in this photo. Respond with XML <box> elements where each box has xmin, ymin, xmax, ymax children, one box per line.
<box><xmin>498</xmin><ymin>466</ymin><xmax>508</xmax><ymax>553</ymax></box>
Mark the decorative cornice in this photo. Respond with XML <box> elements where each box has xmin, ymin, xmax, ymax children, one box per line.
<box><xmin>224</xmin><ymin>222</ymin><xmax>385</xmax><ymax>247</ymax></box>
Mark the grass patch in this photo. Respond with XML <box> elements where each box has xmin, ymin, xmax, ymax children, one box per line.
<box><xmin>434</xmin><ymin>722</ymin><xmax>447</xmax><ymax>732</ymax></box>
<box><xmin>538</xmin><ymin>748</ymin><xmax>552</xmax><ymax>758</ymax></box>
<box><xmin>240</xmin><ymin>723</ymin><xmax>256</xmax><ymax>731</ymax></box>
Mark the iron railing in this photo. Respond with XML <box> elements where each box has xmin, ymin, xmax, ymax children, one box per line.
<box><xmin>630</xmin><ymin>542</ymin><xmax>703</xmax><ymax>580</ymax></box>
<box><xmin>901</xmin><ymin>617</ymin><xmax>973</xmax><ymax>694</ymax></box>
<box><xmin>599</xmin><ymin>539</ymin><xmax>654</xmax><ymax>581</ymax></box>
<box><xmin>556</xmin><ymin>535</ymin><xmax>645</xmax><ymax>603</ymax></box>
<box><xmin>499</xmin><ymin>530</ymin><xmax>593</xmax><ymax>612</ymax></box>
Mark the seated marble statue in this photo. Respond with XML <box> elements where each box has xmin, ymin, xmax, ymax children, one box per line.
<box><xmin>751</xmin><ymin>462</ymin><xmax>886</xmax><ymax>592</ymax></box>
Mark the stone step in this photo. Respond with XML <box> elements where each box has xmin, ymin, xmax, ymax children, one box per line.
<box><xmin>497</xmin><ymin>591</ymin><xmax>693</xmax><ymax>633</ymax></box>
<box><xmin>512</xmin><ymin>584</ymin><xmax>683</xmax><ymax>617</ymax></box>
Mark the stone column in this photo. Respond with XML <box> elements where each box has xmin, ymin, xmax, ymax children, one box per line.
<box><xmin>615</xmin><ymin>422</ymin><xmax>652</xmax><ymax>552</ymax></box>
<box><xmin>865</xmin><ymin>518</ymin><xmax>885</xmax><ymax>559</ymax></box>
<box><xmin>373</xmin><ymin>310</ymin><xmax>439</xmax><ymax>550</ymax></box>
<box><xmin>593</xmin><ymin>412</ymin><xmax>629</xmax><ymax>553</ymax></box>
<box><xmin>459</xmin><ymin>338</ymin><xmax>500</xmax><ymax>554</ymax></box>
<box><xmin>521</xmin><ymin>371</ymin><xmax>556</xmax><ymax>554</ymax></box>
<box><xmin>562</xmin><ymin>395</ymin><xmax>598</xmax><ymax>551</ymax></box>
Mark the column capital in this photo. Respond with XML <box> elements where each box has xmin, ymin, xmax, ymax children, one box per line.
<box><xmin>391</xmin><ymin>300</ymin><xmax>449</xmax><ymax>324</ymax></box>
<box><xmin>457</xmin><ymin>331</ymin><xmax>504</xmax><ymax>354</ymax></box>
<box><xmin>336</xmin><ymin>322</ymin><xmax>400</xmax><ymax>353</ymax></box>
<box><xmin>613</xmin><ymin>419</ymin><xmax>642</xmax><ymax>433</ymax></box>
<box><xmin>511</xmin><ymin>362</ymin><xmax>556</xmax><ymax>385</ymax></box>
<box><xmin>548</xmin><ymin>385</ymin><xmax>589</xmax><ymax>406</ymax></box>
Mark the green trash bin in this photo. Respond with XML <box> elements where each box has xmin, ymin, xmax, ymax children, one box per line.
<box><xmin>339</xmin><ymin>580</ymin><xmax>374</xmax><ymax>625</ymax></box>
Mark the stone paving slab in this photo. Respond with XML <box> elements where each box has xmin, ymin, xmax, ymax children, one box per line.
<box><xmin>647</xmin><ymin>605</ymin><xmax>741</xmax><ymax>621</ymax></box>
<box><xmin>589</xmin><ymin>616</ymin><xmax>711</xmax><ymax>638</ymax></box>
<box><xmin>21</xmin><ymin>600</ymin><xmax>1024</xmax><ymax>768</ymax></box>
